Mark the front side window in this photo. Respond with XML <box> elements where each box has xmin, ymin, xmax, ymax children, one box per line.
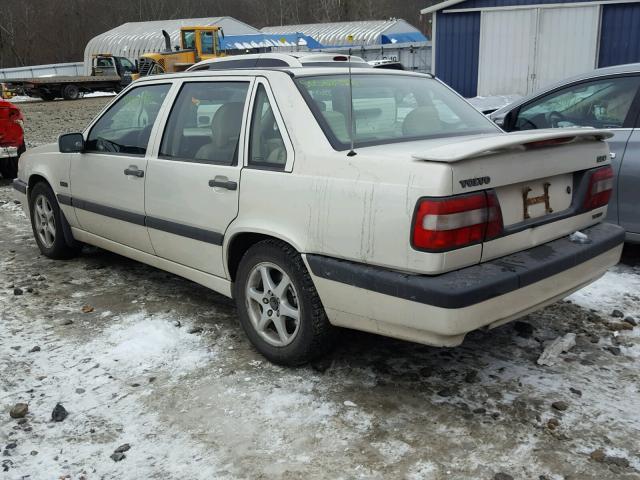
<box><xmin>296</xmin><ymin>74</ymin><xmax>497</xmax><ymax>150</ymax></box>
<box><xmin>86</xmin><ymin>84</ymin><xmax>170</xmax><ymax>155</ymax></box>
<box><xmin>248</xmin><ymin>84</ymin><xmax>287</xmax><ymax>168</ymax></box>
<box><xmin>160</xmin><ymin>82</ymin><xmax>249</xmax><ymax>164</ymax></box>
<box><xmin>182</xmin><ymin>30</ymin><xmax>196</xmax><ymax>50</ymax></box>
<box><xmin>515</xmin><ymin>76</ymin><xmax>640</xmax><ymax>130</ymax></box>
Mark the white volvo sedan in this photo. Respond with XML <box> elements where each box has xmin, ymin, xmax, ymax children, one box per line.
<box><xmin>12</xmin><ymin>59</ymin><xmax>624</xmax><ymax>365</ymax></box>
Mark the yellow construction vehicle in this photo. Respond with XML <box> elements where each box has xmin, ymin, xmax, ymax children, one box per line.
<box><xmin>135</xmin><ymin>26</ymin><xmax>226</xmax><ymax>78</ymax></box>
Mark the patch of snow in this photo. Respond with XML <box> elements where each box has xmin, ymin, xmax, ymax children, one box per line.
<box><xmin>371</xmin><ymin>439</ymin><xmax>413</xmax><ymax>464</ymax></box>
<box><xmin>84</xmin><ymin>91</ymin><xmax>116</xmax><ymax>98</ymax></box>
<box><xmin>406</xmin><ymin>460</ymin><xmax>438</xmax><ymax>479</ymax></box>
<box><xmin>569</xmin><ymin>230</ymin><xmax>590</xmax><ymax>244</ymax></box>
<box><xmin>568</xmin><ymin>264</ymin><xmax>640</xmax><ymax>317</ymax></box>
<box><xmin>91</xmin><ymin>312</ymin><xmax>216</xmax><ymax>376</ymax></box>
<box><xmin>0</xmin><ymin>310</ymin><xmax>229</xmax><ymax>479</ymax></box>
<box><xmin>6</xmin><ymin>95</ymin><xmax>39</xmax><ymax>103</ymax></box>
<box><xmin>466</xmin><ymin>94</ymin><xmax>521</xmax><ymax>113</ymax></box>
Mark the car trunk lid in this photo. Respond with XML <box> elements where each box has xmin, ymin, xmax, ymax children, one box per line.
<box><xmin>410</xmin><ymin>128</ymin><xmax>614</xmax><ymax>264</ymax></box>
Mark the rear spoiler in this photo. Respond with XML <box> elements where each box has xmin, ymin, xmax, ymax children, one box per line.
<box><xmin>413</xmin><ymin>128</ymin><xmax>613</xmax><ymax>163</ymax></box>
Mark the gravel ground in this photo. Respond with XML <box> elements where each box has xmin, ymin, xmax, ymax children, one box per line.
<box><xmin>1</xmin><ymin>97</ymin><xmax>640</xmax><ymax>480</ymax></box>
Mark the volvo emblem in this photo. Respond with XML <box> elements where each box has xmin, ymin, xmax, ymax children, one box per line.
<box><xmin>459</xmin><ymin>176</ymin><xmax>491</xmax><ymax>188</ymax></box>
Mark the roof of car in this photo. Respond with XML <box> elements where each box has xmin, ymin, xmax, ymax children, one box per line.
<box><xmin>491</xmin><ymin>62</ymin><xmax>640</xmax><ymax>116</ymax></box>
<box><xmin>186</xmin><ymin>52</ymin><xmax>370</xmax><ymax>71</ymax></box>
<box><xmin>134</xmin><ymin>66</ymin><xmax>433</xmax><ymax>83</ymax></box>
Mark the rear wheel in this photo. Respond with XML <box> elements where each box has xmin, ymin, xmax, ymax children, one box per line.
<box><xmin>234</xmin><ymin>239</ymin><xmax>333</xmax><ymax>366</ymax></box>
<box><xmin>62</xmin><ymin>84</ymin><xmax>80</xmax><ymax>100</ymax></box>
<box><xmin>39</xmin><ymin>92</ymin><xmax>55</xmax><ymax>101</ymax></box>
<box><xmin>29</xmin><ymin>183</ymin><xmax>80</xmax><ymax>259</ymax></box>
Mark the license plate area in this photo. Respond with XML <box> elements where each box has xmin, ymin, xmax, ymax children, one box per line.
<box><xmin>522</xmin><ymin>182</ymin><xmax>553</xmax><ymax>219</ymax></box>
<box><xmin>496</xmin><ymin>174</ymin><xmax>573</xmax><ymax>226</ymax></box>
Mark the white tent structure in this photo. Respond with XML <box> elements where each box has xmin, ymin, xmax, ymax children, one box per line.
<box><xmin>263</xmin><ymin>19</ymin><xmax>431</xmax><ymax>73</ymax></box>
<box><xmin>261</xmin><ymin>19</ymin><xmax>425</xmax><ymax>47</ymax></box>
<box><xmin>83</xmin><ymin>17</ymin><xmax>258</xmax><ymax>73</ymax></box>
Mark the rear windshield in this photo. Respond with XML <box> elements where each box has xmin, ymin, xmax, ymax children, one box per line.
<box><xmin>295</xmin><ymin>74</ymin><xmax>498</xmax><ymax>150</ymax></box>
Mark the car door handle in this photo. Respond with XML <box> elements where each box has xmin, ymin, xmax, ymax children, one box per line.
<box><xmin>208</xmin><ymin>176</ymin><xmax>237</xmax><ymax>191</ymax></box>
<box><xmin>124</xmin><ymin>166</ymin><xmax>144</xmax><ymax>178</ymax></box>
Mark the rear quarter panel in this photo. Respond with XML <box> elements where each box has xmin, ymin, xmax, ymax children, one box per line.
<box><xmin>229</xmin><ymin>72</ymin><xmax>481</xmax><ymax>275</ymax></box>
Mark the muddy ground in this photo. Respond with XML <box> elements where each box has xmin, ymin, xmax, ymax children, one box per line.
<box><xmin>1</xmin><ymin>97</ymin><xmax>639</xmax><ymax>480</ymax></box>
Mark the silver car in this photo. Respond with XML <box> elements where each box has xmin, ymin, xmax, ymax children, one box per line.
<box><xmin>490</xmin><ymin>63</ymin><xmax>640</xmax><ymax>243</ymax></box>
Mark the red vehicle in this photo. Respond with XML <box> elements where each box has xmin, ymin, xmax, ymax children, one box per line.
<box><xmin>0</xmin><ymin>99</ymin><xmax>25</xmax><ymax>179</ymax></box>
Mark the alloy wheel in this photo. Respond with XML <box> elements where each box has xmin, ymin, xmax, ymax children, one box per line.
<box><xmin>33</xmin><ymin>194</ymin><xmax>56</xmax><ymax>249</ymax></box>
<box><xmin>245</xmin><ymin>262</ymin><xmax>300</xmax><ymax>347</ymax></box>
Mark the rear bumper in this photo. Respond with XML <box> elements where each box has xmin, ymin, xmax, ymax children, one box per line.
<box><xmin>307</xmin><ymin>223</ymin><xmax>624</xmax><ymax>346</ymax></box>
<box><xmin>0</xmin><ymin>146</ymin><xmax>18</xmax><ymax>158</ymax></box>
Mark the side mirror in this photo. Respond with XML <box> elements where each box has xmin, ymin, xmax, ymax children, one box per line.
<box><xmin>59</xmin><ymin>133</ymin><xmax>85</xmax><ymax>153</ymax></box>
<box><xmin>492</xmin><ymin>111</ymin><xmax>513</xmax><ymax>131</ymax></box>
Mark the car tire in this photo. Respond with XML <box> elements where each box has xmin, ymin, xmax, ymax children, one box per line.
<box><xmin>62</xmin><ymin>84</ymin><xmax>80</xmax><ymax>101</ymax></box>
<box><xmin>234</xmin><ymin>239</ymin><xmax>334</xmax><ymax>366</ymax></box>
<box><xmin>29</xmin><ymin>182</ymin><xmax>81</xmax><ymax>259</ymax></box>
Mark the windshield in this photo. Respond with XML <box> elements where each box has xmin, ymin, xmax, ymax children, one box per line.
<box><xmin>296</xmin><ymin>74</ymin><xmax>497</xmax><ymax>149</ymax></box>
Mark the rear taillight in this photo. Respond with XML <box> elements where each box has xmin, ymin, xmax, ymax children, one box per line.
<box><xmin>584</xmin><ymin>166</ymin><xmax>614</xmax><ymax>211</ymax></box>
<box><xmin>412</xmin><ymin>190</ymin><xmax>503</xmax><ymax>252</ymax></box>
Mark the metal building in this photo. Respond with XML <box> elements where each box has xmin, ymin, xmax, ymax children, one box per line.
<box><xmin>423</xmin><ymin>0</ymin><xmax>640</xmax><ymax>98</ymax></box>
<box><xmin>84</xmin><ymin>17</ymin><xmax>259</xmax><ymax>73</ymax></box>
<box><xmin>261</xmin><ymin>19</ymin><xmax>431</xmax><ymax>71</ymax></box>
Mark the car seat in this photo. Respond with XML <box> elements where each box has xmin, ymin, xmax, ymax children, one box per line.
<box><xmin>195</xmin><ymin>102</ymin><xmax>244</xmax><ymax>163</ymax></box>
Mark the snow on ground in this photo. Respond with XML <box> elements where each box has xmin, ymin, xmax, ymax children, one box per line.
<box><xmin>569</xmin><ymin>264</ymin><xmax>640</xmax><ymax>317</ymax></box>
<box><xmin>84</xmin><ymin>92</ymin><xmax>116</xmax><ymax>99</ymax></box>
<box><xmin>6</xmin><ymin>95</ymin><xmax>39</xmax><ymax>104</ymax></box>
<box><xmin>0</xmin><ymin>311</ymin><xmax>231</xmax><ymax>480</ymax></box>
<box><xmin>8</xmin><ymin>92</ymin><xmax>115</xmax><ymax>103</ymax></box>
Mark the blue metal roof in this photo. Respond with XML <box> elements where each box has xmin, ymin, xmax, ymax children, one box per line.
<box><xmin>380</xmin><ymin>31</ymin><xmax>428</xmax><ymax>44</ymax></box>
<box><xmin>221</xmin><ymin>33</ymin><xmax>323</xmax><ymax>50</ymax></box>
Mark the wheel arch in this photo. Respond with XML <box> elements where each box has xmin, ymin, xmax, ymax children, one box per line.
<box><xmin>225</xmin><ymin>231</ymin><xmax>304</xmax><ymax>282</ymax></box>
<box><xmin>27</xmin><ymin>173</ymin><xmax>52</xmax><ymax>198</ymax></box>
<box><xmin>27</xmin><ymin>173</ymin><xmax>78</xmax><ymax>248</ymax></box>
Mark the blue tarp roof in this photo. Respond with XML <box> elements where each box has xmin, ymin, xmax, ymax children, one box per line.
<box><xmin>380</xmin><ymin>31</ymin><xmax>428</xmax><ymax>44</ymax></box>
<box><xmin>221</xmin><ymin>33</ymin><xmax>323</xmax><ymax>50</ymax></box>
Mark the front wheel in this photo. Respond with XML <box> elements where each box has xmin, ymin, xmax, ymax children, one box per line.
<box><xmin>29</xmin><ymin>183</ymin><xmax>80</xmax><ymax>259</ymax></box>
<box><xmin>234</xmin><ymin>240</ymin><xmax>334</xmax><ymax>366</ymax></box>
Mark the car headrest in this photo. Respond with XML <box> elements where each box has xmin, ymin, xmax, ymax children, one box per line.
<box><xmin>212</xmin><ymin>102</ymin><xmax>244</xmax><ymax>148</ymax></box>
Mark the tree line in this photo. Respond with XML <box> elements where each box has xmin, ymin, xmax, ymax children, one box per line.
<box><xmin>0</xmin><ymin>0</ymin><xmax>440</xmax><ymax>69</ymax></box>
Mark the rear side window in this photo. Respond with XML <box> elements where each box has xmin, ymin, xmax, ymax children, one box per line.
<box><xmin>296</xmin><ymin>74</ymin><xmax>497</xmax><ymax>150</ymax></box>
<box><xmin>515</xmin><ymin>76</ymin><xmax>640</xmax><ymax>130</ymax></box>
<box><xmin>248</xmin><ymin>84</ymin><xmax>287</xmax><ymax>169</ymax></box>
<box><xmin>86</xmin><ymin>84</ymin><xmax>170</xmax><ymax>155</ymax></box>
<box><xmin>159</xmin><ymin>82</ymin><xmax>249</xmax><ymax>164</ymax></box>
